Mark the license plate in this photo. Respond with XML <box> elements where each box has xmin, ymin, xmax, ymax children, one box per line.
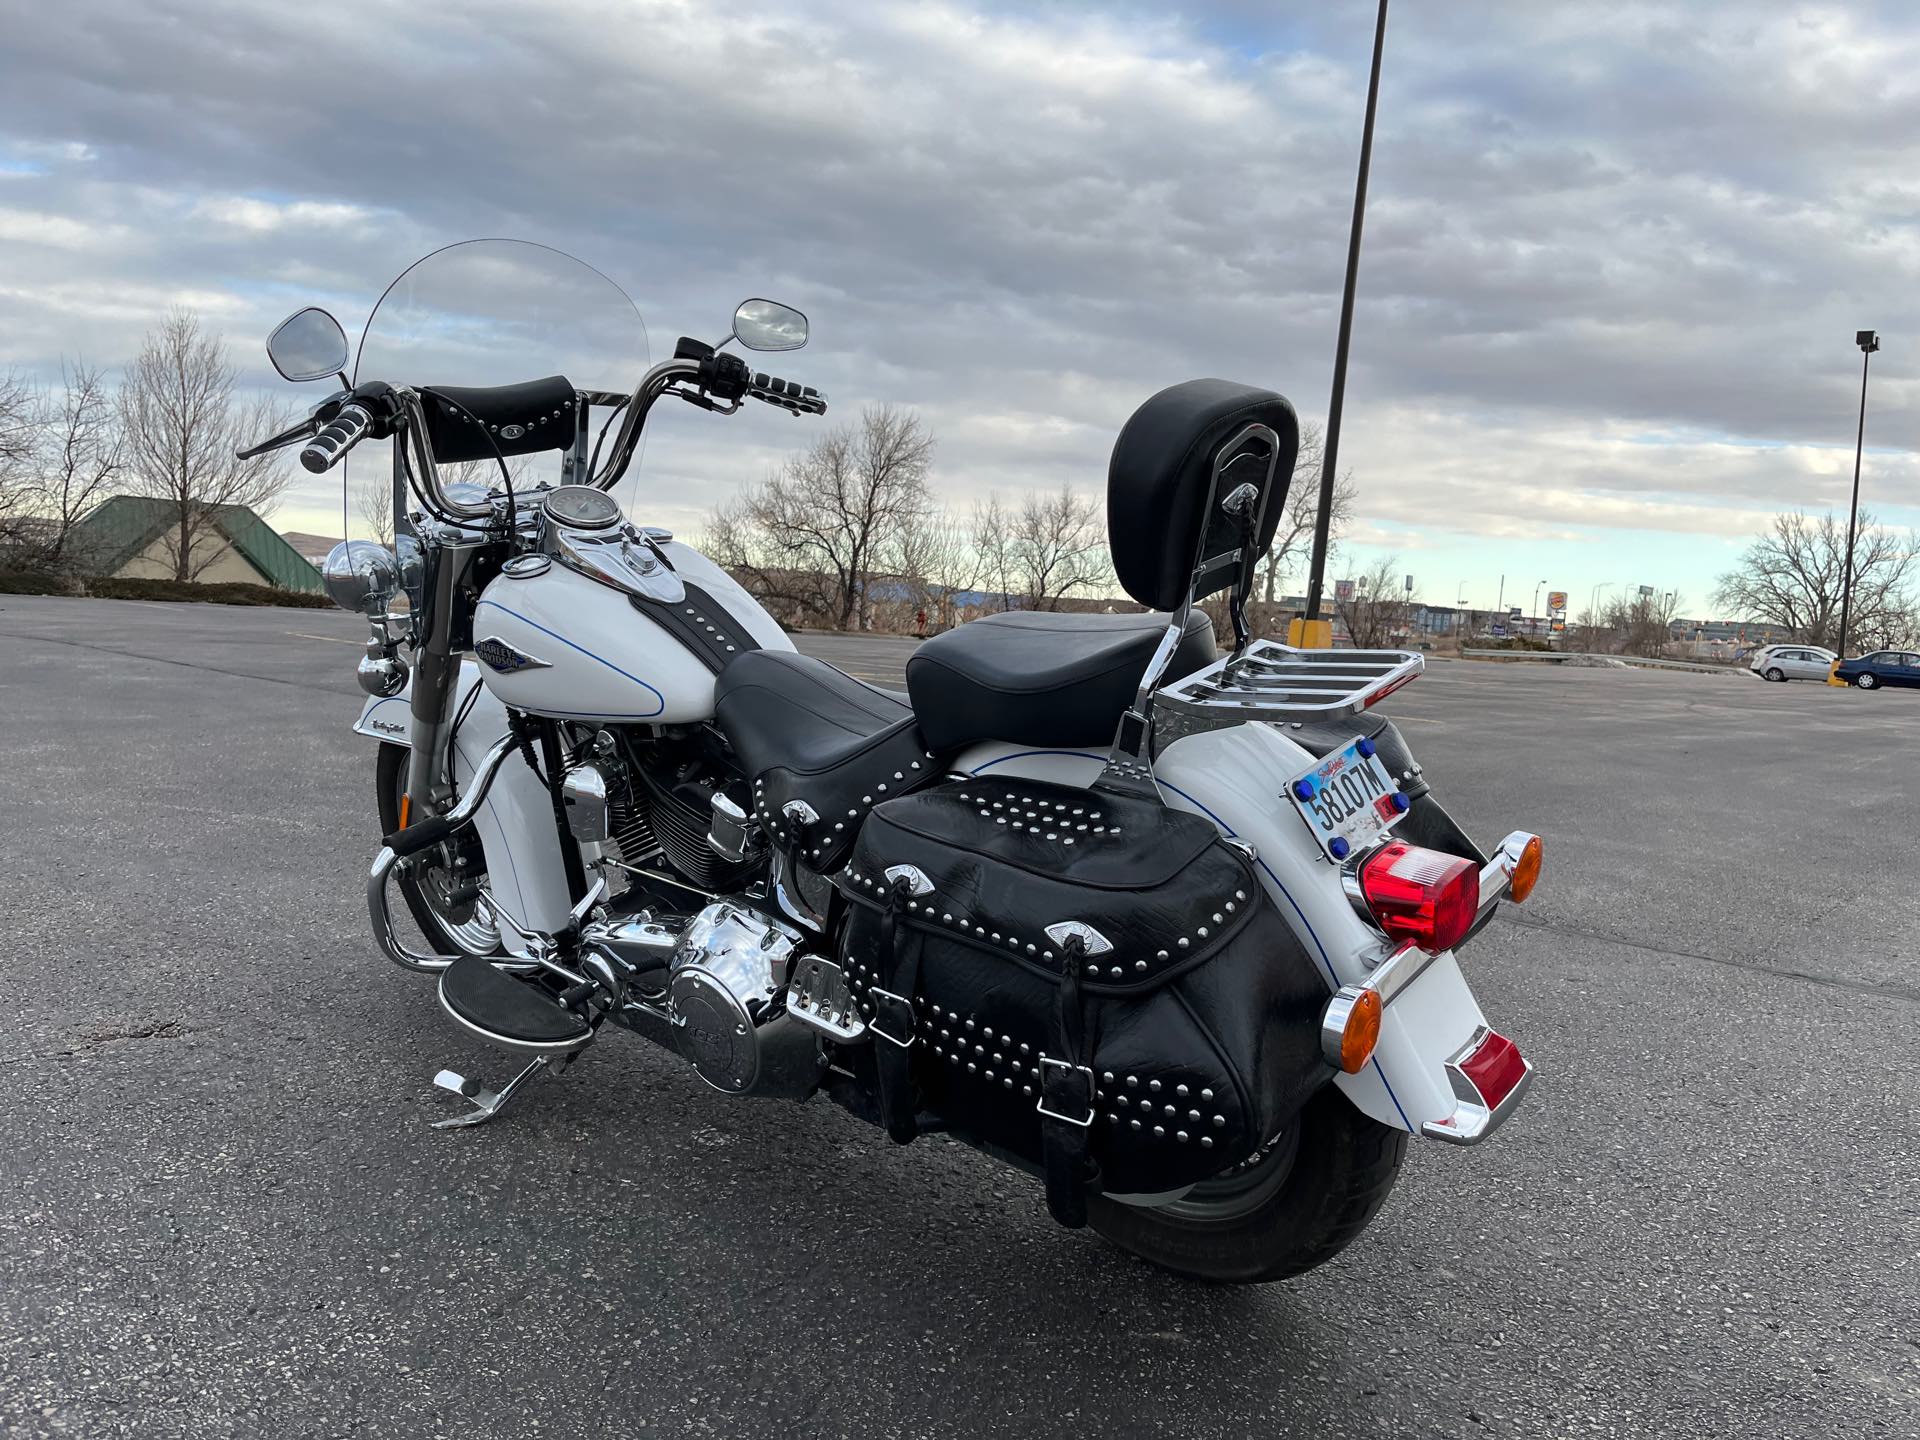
<box><xmin>1286</xmin><ymin>739</ymin><xmax>1405</xmax><ymax>861</ymax></box>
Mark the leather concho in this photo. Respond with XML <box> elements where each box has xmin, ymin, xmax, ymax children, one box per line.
<box><xmin>749</xmin><ymin>719</ymin><xmax>943</xmax><ymax>874</ymax></box>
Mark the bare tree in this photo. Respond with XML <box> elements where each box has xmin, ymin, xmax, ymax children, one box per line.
<box><xmin>1604</xmin><ymin>588</ymin><xmax>1682</xmax><ymax>658</ymax></box>
<box><xmin>118</xmin><ymin>310</ymin><xmax>294</xmax><ymax>581</ymax></box>
<box><xmin>356</xmin><ymin>480</ymin><xmax>394</xmax><ymax>548</ymax></box>
<box><xmin>1333</xmin><ymin>555</ymin><xmax>1416</xmax><ymax>648</ymax></box>
<box><xmin>1258</xmin><ymin>423</ymin><xmax>1358</xmax><ymax>604</ymax></box>
<box><xmin>1010</xmin><ymin>484</ymin><xmax>1107</xmax><ymax>611</ymax></box>
<box><xmin>707</xmin><ymin>405</ymin><xmax>933</xmax><ymax>630</ymax></box>
<box><xmin>1713</xmin><ymin>509</ymin><xmax>1919</xmax><ymax>653</ymax></box>
<box><xmin>0</xmin><ymin>369</ymin><xmax>40</xmax><ymax>553</ymax></box>
<box><xmin>28</xmin><ymin>361</ymin><xmax>121</xmax><ymax>568</ymax></box>
<box><xmin>884</xmin><ymin>508</ymin><xmax>979</xmax><ymax>633</ymax></box>
<box><xmin>438</xmin><ymin>455</ymin><xmax>534</xmax><ymax>491</ymax></box>
<box><xmin>970</xmin><ymin>493</ymin><xmax>1017</xmax><ymax>612</ymax></box>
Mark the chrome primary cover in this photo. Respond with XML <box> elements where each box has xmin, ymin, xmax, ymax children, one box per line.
<box><xmin>668</xmin><ymin>904</ymin><xmax>803</xmax><ymax>1093</ymax></box>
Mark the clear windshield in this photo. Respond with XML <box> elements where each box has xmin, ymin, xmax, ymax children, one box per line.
<box><xmin>354</xmin><ymin>238</ymin><xmax>647</xmax><ymax>395</ymax></box>
<box><xmin>345</xmin><ymin>239</ymin><xmax>648</xmax><ymax>510</ymax></box>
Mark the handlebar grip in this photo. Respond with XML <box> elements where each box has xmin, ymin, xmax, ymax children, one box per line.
<box><xmin>747</xmin><ymin>372</ymin><xmax>827</xmax><ymax>416</ymax></box>
<box><xmin>299</xmin><ymin>403</ymin><xmax>375</xmax><ymax>474</ymax></box>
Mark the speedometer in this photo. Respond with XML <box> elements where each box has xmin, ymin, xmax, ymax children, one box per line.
<box><xmin>542</xmin><ymin>484</ymin><xmax>621</xmax><ymax>531</ymax></box>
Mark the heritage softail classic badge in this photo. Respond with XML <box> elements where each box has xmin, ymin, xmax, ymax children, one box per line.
<box><xmin>254</xmin><ymin>237</ymin><xmax>1543</xmax><ymax>1287</ymax></box>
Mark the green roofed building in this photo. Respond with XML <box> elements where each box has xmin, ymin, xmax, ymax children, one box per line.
<box><xmin>68</xmin><ymin>497</ymin><xmax>324</xmax><ymax>593</ymax></box>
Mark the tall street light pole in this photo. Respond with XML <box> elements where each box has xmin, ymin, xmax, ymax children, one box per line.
<box><xmin>1837</xmin><ymin>329</ymin><xmax>1879</xmax><ymax>659</ymax></box>
<box><xmin>1302</xmin><ymin>0</ymin><xmax>1390</xmax><ymax>635</ymax></box>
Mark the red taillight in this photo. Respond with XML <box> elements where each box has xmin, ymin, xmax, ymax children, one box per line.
<box><xmin>1356</xmin><ymin>841</ymin><xmax>1478</xmax><ymax>953</ymax></box>
<box><xmin>1457</xmin><ymin>1028</ymin><xmax>1527</xmax><ymax>1111</ymax></box>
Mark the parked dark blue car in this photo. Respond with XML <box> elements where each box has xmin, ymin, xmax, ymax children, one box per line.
<box><xmin>1833</xmin><ymin>650</ymin><xmax>1920</xmax><ymax>690</ymax></box>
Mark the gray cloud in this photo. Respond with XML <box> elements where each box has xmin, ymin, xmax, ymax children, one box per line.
<box><xmin>1</xmin><ymin>0</ymin><xmax>1916</xmax><ymax>574</ymax></box>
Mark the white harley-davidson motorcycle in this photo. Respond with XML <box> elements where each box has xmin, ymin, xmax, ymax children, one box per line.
<box><xmin>243</xmin><ymin>239</ymin><xmax>1541</xmax><ymax>1282</ymax></box>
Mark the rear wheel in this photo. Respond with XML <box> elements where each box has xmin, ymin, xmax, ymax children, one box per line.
<box><xmin>1086</xmin><ymin>1083</ymin><xmax>1406</xmax><ymax>1283</ymax></box>
<box><xmin>1856</xmin><ymin>672</ymin><xmax>1879</xmax><ymax>690</ymax></box>
<box><xmin>1765</xmin><ymin>667</ymin><xmax>1785</xmax><ymax>682</ymax></box>
<box><xmin>375</xmin><ymin>743</ymin><xmax>501</xmax><ymax>957</ymax></box>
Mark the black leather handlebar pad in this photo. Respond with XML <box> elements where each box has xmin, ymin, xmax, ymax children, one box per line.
<box><xmin>421</xmin><ymin>376</ymin><xmax>578</xmax><ymax>463</ymax></box>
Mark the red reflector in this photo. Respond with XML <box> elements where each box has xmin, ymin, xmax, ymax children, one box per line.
<box><xmin>1356</xmin><ymin>841</ymin><xmax>1478</xmax><ymax>953</ymax></box>
<box><xmin>1458</xmin><ymin>1029</ymin><xmax>1527</xmax><ymax>1111</ymax></box>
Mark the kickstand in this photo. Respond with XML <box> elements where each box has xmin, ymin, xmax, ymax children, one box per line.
<box><xmin>430</xmin><ymin>1054</ymin><xmax>560</xmax><ymax>1129</ymax></box>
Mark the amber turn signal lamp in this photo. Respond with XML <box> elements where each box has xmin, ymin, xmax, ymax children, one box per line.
<box><xmin>398</xmin><ymin>793</ymin><xmax>412</xmax><ymax>829</ymax></box>
<box><xmin>1508</xmin><ymin>834</ymin><xmax>1543</xmax><ymax>904</ymax></box>
<box><xmin>1321</xmin><ymin>986</ymin><xmax>1383</xmax><ymax>1074</ymax></box>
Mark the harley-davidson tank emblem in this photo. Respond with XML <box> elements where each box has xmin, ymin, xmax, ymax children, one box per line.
<box><xmin>475</xmin><ymin>635</ymin><xmax>552</xmax><ymax>674</ymax></box>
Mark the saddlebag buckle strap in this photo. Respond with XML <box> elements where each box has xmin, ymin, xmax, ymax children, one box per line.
<box><xmin>1035</xmin><ymin>1056</ymin><xmax>1096</xmax><ymax>1128</ymax></box>
<box><xmin>868</xmin><ymin>986</ymin><xmax>916</xmax><ymax>1050</ymax></box>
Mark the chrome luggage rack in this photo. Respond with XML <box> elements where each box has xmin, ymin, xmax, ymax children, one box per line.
<box><xmin>1153</xmin><ymin>639</ymin><xmax>1424</xmax><ymax>745</ymax></box>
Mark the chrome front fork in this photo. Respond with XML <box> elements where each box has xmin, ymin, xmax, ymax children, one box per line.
<box><xmin>406</xmin><ymin>538</ymin><xmax>485</xmax><ymax>817</ymax></box>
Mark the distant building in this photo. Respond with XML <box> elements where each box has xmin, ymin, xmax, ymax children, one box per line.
<box><xmin>69</xmin><ymin>497</ymin><xmax>324</xmax><ymax>593</ymax></box>
<box><xmin>281</xmin><ymin>531</ymin><xmax>345</xmax><ymax>569</ymax></box>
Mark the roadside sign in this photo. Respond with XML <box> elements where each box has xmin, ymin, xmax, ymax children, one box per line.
<box><xmin>1490</xmin><ymin>623</ymin><xmax>1508</xmax><ymax>638</ymax></box>
<box><xmin>1550</xmin><ymin>618</ymin><xmax>1566</xmax><ymax>633</ymax></box>
<box><xmin>1335</xmin><ymin>579</ymin><xmax>1355</xmax><ymax>601</ymax></box>
<box><xmin>1404</xmin><ymin>574</ymin><xmax>1414</xmax><ymax>593</ymax></box>
<box><xmin>1638</xmin><ymin>585</ymin><xmax>1655</xmax><ymax>598</ymax></box>
<box><xmin>1547</xmin><ymin>590</ymin><xmax>1568</xmax><ymax>613</ymax></box>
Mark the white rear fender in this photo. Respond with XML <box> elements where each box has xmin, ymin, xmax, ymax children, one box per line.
<box><xmin>952</xmin><ymin>729</ymin><xmax>1512</xmax><ymax>1139</ymax></box>
<box><xmin>351</xmin><ymin>663</ymin><xmax>575</xmax><ymax>950</ymax></box>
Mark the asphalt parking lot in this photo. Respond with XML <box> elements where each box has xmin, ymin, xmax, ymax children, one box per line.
<box><xmin>1</xmin><ymin>595</ymin><xmax>1915</xmax><ymax>1440</ymax></box>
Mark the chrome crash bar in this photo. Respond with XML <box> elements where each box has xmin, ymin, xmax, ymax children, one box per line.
<box><xmin>368</xmin><ymin>734</ymin><xmax>517</xmax><ymax>973</ymax></box>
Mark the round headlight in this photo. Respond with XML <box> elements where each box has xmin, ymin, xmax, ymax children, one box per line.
<box><xmin>322</xmin><ymin>540</ymin><xmax>400</xmax><ymax>614</ymax></box>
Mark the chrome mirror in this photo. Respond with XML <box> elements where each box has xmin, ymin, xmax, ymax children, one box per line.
<box><xmin>267</xmin><ymin>307</ymin><xmax>350</xmax><ymax>382</ymax></box>
<box><xmin>731</xmin><ymin>298</ymin><xmax>808</xmax><ymax>352</ymax></box>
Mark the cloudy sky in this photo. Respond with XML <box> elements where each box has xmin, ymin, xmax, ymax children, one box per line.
<box><xmin>3</xmin><ymin>0</ymin><xmax>1917</xmax><ymax>617</ymax></box>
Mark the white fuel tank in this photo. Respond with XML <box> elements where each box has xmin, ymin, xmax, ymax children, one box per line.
<box><xmin>472</xmin><ymin>542</ymin><xmax>793</xmax><ymax>723</ymax></box>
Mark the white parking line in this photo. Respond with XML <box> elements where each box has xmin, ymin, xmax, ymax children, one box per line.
<box><xmin>286</xmin><ymin>632</ymin><xmax>361</xmax><ymax>645</ymax></box>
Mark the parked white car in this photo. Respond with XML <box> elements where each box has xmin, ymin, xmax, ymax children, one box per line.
<box><xmin>1749</xmin><ymin>644</ymin><xmax>1836</xmax><ymax>682</ymax></box>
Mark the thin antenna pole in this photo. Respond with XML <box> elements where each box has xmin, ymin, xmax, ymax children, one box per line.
<box><xmin>1305</xmin><ymin>0</ymin><xmax>1390</xmax><ymax>623</ymax></box>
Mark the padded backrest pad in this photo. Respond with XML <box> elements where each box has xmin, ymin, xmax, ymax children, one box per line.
<box><xmin>1106</xmin><ymin>379</ymin><xmax>1300</xmax><ymax>611</ymax></box>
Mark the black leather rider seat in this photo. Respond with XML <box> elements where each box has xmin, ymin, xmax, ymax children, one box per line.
<box><xmin>905</xmin><ymin>609</ymin><xmax>1216</xmax><ymax>753</ymax></box>
<box><xmin>715</xmin><ymin>650</ymin><xmax>912</xmax><ymax>779</ymax></box>
<box><xmin>715</xmin><ymin>650</ymin><xmax>940</xmax><ymax>871</ymax></box>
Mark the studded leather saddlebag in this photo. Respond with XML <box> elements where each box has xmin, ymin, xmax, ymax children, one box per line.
<box><xmin>837</xmin><ymin>776</ymin><xmax>1332</xmax><ymax>1227</ymax></box>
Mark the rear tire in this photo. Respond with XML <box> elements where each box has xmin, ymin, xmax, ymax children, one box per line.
<box><xmin>375</xmin><ymin>743</ymin><xmax>501</xmax><ymax>958</ymax></box>
<box><xmin>1086</xmin><ymin>1083</ymin><xmax>1406</xmax><ymax>1283</ymax></box>
<box><xmin>1856</xmin><ymin>672</ymin><xmax>1879</xmax><ymax>690</ymax></box>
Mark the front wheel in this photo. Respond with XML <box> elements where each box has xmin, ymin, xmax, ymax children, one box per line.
<box><xmin>375</xmin><ymin>743</ymin><xmax>501</xmax><ymax>958</ymax></box>
<box><xmin>1855</xmin><ymin>672</ymin><xmax>1879</xmax><ymax>690</ymax></box>
<box><xmin>1086</xmin><ymin>1083</ymin><xmax>1406</xmax><ymax>1283</ymax></box>
<box><xmin>1765</xmin><ymin>667</ymin><xmax>1785</xmax><ymax>682</ymax></box>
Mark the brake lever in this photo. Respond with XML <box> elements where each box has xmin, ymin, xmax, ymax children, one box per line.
<box><xmin>669</xmin><ymin>382</ymin><xmax>741</xmax><ymax>416</ymax></box>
